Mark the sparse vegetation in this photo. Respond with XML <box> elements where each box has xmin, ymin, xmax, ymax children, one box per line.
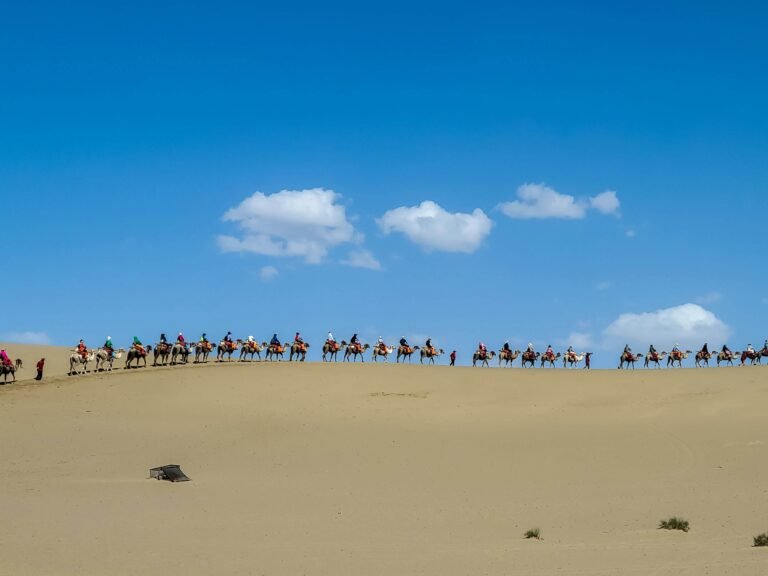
<box><xmin>658</xmin><ymin>517</ymin><xmax>689</xmax><ymax>532</ymax></box>
<box><xmin>523</xmin><ymin>528</ymin><xmax>541</xmax><ymax>540</ymax></box>
<box><xmin>753</xmin><ymin>532</ymin><xmax>768</xmax><ymax>547</ymax></box>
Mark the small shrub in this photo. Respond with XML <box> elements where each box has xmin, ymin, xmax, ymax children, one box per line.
<box><xmin>658</xmin><ymin>517</ymin><xmax>689</xmax><ymax>532</ymax></box>
<box><xmin>753</xmin><ymin>532</ymin><xmax>768</xmax><ymax>547</ymax></box>
<box><xmin>524</xmin><ymin>528</ymin><xmax>541</xmax><ymax>540</ymax></box>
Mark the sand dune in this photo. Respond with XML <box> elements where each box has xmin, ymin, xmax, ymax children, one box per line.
<box><xmin>1</xmin><ymin>343</ymin><xmax>768</xmax><ymax>575</ymax></box>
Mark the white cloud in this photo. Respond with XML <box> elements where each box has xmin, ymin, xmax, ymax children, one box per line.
<box><xmin>377</xmin><ymin>201</ymin><xmax>493</xmax><ymax>253</ymax></box>
<box><xmin>565</xmin><ymin>332</ymin><xmax>594</xmax><ymax>350</ymax></box>
<box><xmin>589</xmin><ymin>190</ymin><xmax>621</xmax><ymax>215</ymax></box>
<box><xmin>497</xmin><ymin>183</ymin><xmax>622</xmax><ymax>220</ymax></box>
<box><xmin>259</xmin><ymin>266</ymin><xmax>278</xmax><ymax>281</ymax></box>
<box><xmin>217</xmin><ymin>188</ymin><xmax>361</xmax><ymax>264</ymax></box>
<box><xmin>1</xmin><ymin>331</ymin><xmax>52</xmax><ymax>345</ymax></box>
<box><xmin>625</xmin><ymin>229</ymin><xmax>636</xmax><ymax>238</ymax></box>
<box><xmin>498</xmin><ymin>183</ymin><xmax>586</xmax><ymax>219</ymax></box>
<box><xmin>695</xmin><ymin>292</ymin><xmax>722</xmax><ymax>305</ymax></box>
<box><xmin>603</xmin><ymin>303</ymin><xmax>730</xmax><ymax>350</ymax></box>
<box><xmin>341</xmin><ymin>250</ymin><xmax>381</xmax><ymax>270</ymax></box>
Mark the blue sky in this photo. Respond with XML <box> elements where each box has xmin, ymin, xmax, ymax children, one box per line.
<box><xmin>1</xmin><ymin>1</ymin><xmax>766</xmax><ymax>366</ymax></box>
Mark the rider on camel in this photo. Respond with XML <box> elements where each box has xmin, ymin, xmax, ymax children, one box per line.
<box><xmin>377</xmin><ymin>336</ymin><xmax>386</xmax><ymax>352</ymax></box>
<box><xmin>425</xmin><ymin>337</ymin><xmax>433</xmax><ymax>352</ymax></box>
<box><xmin>159</xmin><ymin>333</ymin><xmax>168</xmax><ymax>348</ymax></box>
<box><xmin>222</xmin><ymin>332</ymin><xmax>234</xmax><ymax>350</ymax></box>
<box><xmin>132</xmin><ymin>336</ymin><xmax>145</xmax><ymax>355</ymax></box>
<box><xmin>672</xmin><ymin>344</ymin><xmax>681</xmax><ymax>358</ymax></box>
<box><xmin>722</xmin><ymin>344</ymin><xmax>732</xmax><ymax>358</ymax></box>
<box><xmin>0</xmin><ymin>348</ymin><xmax>11</xmax><ymax>366</ymax></box>
<box><xmin>295</xmin><ymin>332</ymin><xmax>305</xmax><ymax>351</ymax></box>
<box><xmin>400</xmin><ymin>336</ymin><xmax>409</xmax><ymax>349</ymax></box>
<box><xmin>526</xmin><ymin>342</ymin><xmax>535</xmax><ymax>356</ymax></box>
<box><xmin>478</xmin><ymin>341</ymin><xmax>487</xmax><ymax>358</ymax></box>
<box><xmin>648</xmin><ymin>344</ymin><xmax>656</xmax><ymax>360</ymax></box>
<box><xmin>624</xmin><ymin>344</ymin><xmax>633</xmax><ymax>359</ymax></box>
<box><xmin>503</xmin><ymin>340</ymin><xmax>511</xmax><ymax>353</ymax></box>
<box><xmin>246</xmin><ymin>335</ymin><xmax>256</xmax><ymax>349</ymax></box>
<box><xmin>746</xmin><ymin>343</ymin><xmax>755</xmax><ymax>354</ymax></box>
<box><xmin>350</xmin><ymin>333</ymin><xmax>360</xmax><ymax>351</ymax></box>
<box><xmin>104</xmin><ymin>336</ymin><xmax>114</xmax><ymax>359</ymax></box>
<box><xmin>700</xmin><ymin>342</ymin><xmax>709</xmax><ymax>356</ymax></box>
<box><xmin>270</xmin><ymin>334</ymin><xmax>281</xmax><ymax>350</ymax></box>
<box><xmin>177</xmin><ymin>332</ymin><xmax>185</xmax><ymax>345</ymax></box>
<box><xmin>77</xmin><ymin>339</ymin><xmax>88</xmax><ymax>360</ymax></box>
<box><xmin>545</xmin><ymin>345</ymin><xmax>554</xmax><ymax>360</ymax></box>
<box><xmin>566</xmin><ymin>345</ymin><xmax>575</xmax><ymax>360</ymax></box>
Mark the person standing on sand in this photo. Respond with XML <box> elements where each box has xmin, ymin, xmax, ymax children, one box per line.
<box><xmin>35</xmin><ymin>358</ymin><xmax>45</xmax><ymax>380</ymax></box>
<box><xmin>450</xmin><ymin>351</ymin><xmax>456</xmax><ymax>366</ymax></box>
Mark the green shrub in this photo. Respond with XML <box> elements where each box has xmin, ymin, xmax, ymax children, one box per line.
<box><xmin>753</xmin><ymin>532</ymin><xmax>768</xmax><ymax>547</ymax></box>
<box><xmin>658</xmin><ymin>517</ymin><xmax>689</xmax><ymax>532</ymax></box>
<box><xmin>523</xmin><ymin>528</ymin><xmax>541</xmax><ymax>540</ymax></box>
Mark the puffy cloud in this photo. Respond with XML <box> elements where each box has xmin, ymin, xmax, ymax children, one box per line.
<box><xmin>1</xmin><ymin>331</ymin><xmax>52</xmax><ymax>345</ymax></box>
<box><xmin>565</xmin><ymin>332</ymin><xmax>594</xmax><ymax>350</ymax></box>
<box><xmin>589</xmin><ymin>190</ymin><xmax>620</xmax><ymax>215</ymax></box>
<box><xmin>377</xmin><ymin>201</ymin><xmax>493</xmax><ymax>253</ymax></box>
<box><xmin>603</xmin><ymin>303</ymin><xmax>731</xmax><ymax>350</ymax></box>
<box><xmin>341</xmin><ymin>250</ymin><xmax>381</xmax><ymax>270</ymax></box>
<box><xmin>217</xmin><ymin>188</ymin><xmax>360</xmax><ymax>264</ymax></box>
<box><xmin>259</xmin><ymin>266</ymin><xmax>278</xmax><ymax>281</ymax></box>
<box><xmin>498</xmin><ymin>183</ymin><xmax>622</xmax><ymax>220</ymax></box>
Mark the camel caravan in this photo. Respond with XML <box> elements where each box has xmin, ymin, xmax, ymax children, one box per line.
<box><xmin>2</xmin><ymin>332</ymin><xmax>767</xmax><ymax>384</ymax></box>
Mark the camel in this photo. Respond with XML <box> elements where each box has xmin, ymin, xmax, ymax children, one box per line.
<box><xmin>371</xmin><ymin>345</ymin><xmax>394</xmax><ymax>362</ymax></box>
<box><xmin>94</xmin><ymin>348</ymin><xmax>124</xmax><ymax>372</ymax></box>
<box><xmin>521</xmin><ymin>350</ymin><xmax>539</xmax><ymax>368</ymax></box>
<box><xmin>694</xmin><ymin>350</ymin><xmax>714</xmax><ymax>367</ymax></box>
<box><xmin>153</xmin><ymin>342</ymin><xmax>172</xmax><ymax>366</ymax></box>
<box><xmin>396</xmin><ymin>345</ymin><xmax>419</xmax><ymax>363</ymax></box>
<box><xmin>14</xmin><ymin>358</ymin><xmax>22</xmax><ymax>370</ymax></box>
<box><xmin>618</xmin><ymin>352</ymin><xmax>643</xmax><ymax>369</ymax></box>
<box><xmin>0</xmin><ymin>363</ymin><xmax>16</xmax><ymax>383</ymax></box>
<box><xmin>265</xmin><ymin>343</ymin><xmax>287</xmax><ymax>362</ymax></box>
<box><xmin>667</xmin><ymin>350</ymin><xmax>693</xmax><ymax>368</ymax></box>
<box><xmin>171</xmin><ymin>343</ymin><xmax>191</xmax><ymax>364</ymax></box>
<box><xmin>758</xmin><ymin>346</ymin><xmax>768</xmax><ymax>364</ymax></box>
<box><xmin>643</xmin><ymin>351</ymin><xmax>668</xmax><ymax>369</ymax></box>
<box><xmin>239</xmin><ymin>341</ymin><xmax>265</xmax><ymax>362</ymax></box>
<box><xmin>194</xmin><ymin>342</ymin><xmax>215</xmax><ymax>363</ymax></box>
<box><xmin>125</xmin><ymin>346</ymin><xmax>151</xmax><ymax>369</ymax></box>
<box><xmin>562</xmin><ymin>352</ymin><xmax>587</xmax><ymax>368</ymax></box>
<box><xmin>420</xmin><ymin>347</ymin><xmax>444</xmax><ymax>365</ymax></box>
<box><xmin>716</xmin><ymin>351</ymin><xmax>738</xmax><ymax>366</ymax></box>
<box><xmin>216</xmin><ymin>340</ymin><xmax>240</xmax><ymax>362</ymax></box>
<box><xmin>289</xmin><ymin>342</ymin><xmax>310</xmax><ymax>362</ymax></box>
<box><xmin>540</xmin><ymin>352</ymin><xmax>561</xmax><ymax>368</ymax></box>
<box><xmin>740</xmin><ymin>350</ymin><xmax>760</xmax><ymax>366</ymax></box>
<box><xmin>69</xmin><ymin>350</ymin><xmax>95</xmax><ymax>375</ymax></box>
<box><xmin>344</xmin><ymin>342</ymin><xmax>369</xmax><ymax>362</ymax></box>
<box><xmin>472</xmin><ymin>350</ymin><xmax>496</xmax><ymax>367</ymax></box>
<box><xmin>322</xmin><ymin>341</ymin><xmax>343</xmax><ymax>362</ymax></box>
<box><xmin>498</xmin><ymin>349</ymin><xmax>520</xmax><ymax>367</ymax></box>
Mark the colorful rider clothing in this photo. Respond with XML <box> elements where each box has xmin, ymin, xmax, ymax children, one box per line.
<box><xmin>200</xmin><ymin>333</ymin><xmax>208</xmax><ymax>343</ymax></box>
<box><xmin>270</xmin><ymin>334</ymin><xmax>280</xmax><ymax>346</ymax></box>
<box><xmin>223</xmin><ymin>332</ymin><xmax>233</xmax><ymax>343</ymax></box>
<box><xmin>77</xmin><ymin>341</ymin><xmax>88</xmax><ymax>357</ymax></box>
<box><xmin>295</xmin><ymin>333</ymin><xmax>303</xmax><ymax>343</ymax></box>
<box><xmin>0</xmin><ymin>349</ymin><xmax>10</xmax><ymax>365</ymax></box>
<box><xmin>133</xmin><ymin>336</ymin><xmax>143</xmax><ymax>346</ymax></box>
<box><xmin>104</xmin><ymin>337</ymin><xmax>113</xmax><ymax>350</ymax></box>
<box><xmin>327</xmin><ymin>332</ymin><xmax>335</xmax><ymax>342</ymax></box>
<box><xmin>479</xmin><ymin>342</ymin><xmax>486</xmax><ymax>352</ymax></box>
<box><xmin>177</xmin><ymin>333</ymin><xmax>185</xmax><ymax>344</ymax></box>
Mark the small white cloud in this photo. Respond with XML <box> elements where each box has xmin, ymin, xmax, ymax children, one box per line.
<box><xmin>695</xmin><ymin>292</ymin><xmax>722</xmax><ymax>305</ymax></box>
<box><xmin>377</xmin><ymin>201</ymin><xmax>493</xmax><ymax>253</ymax></box>
<box><xmin>589</xmin><ymin>190</ymin><xmax>621</xmax><ymax>216</ymax></box>
<box><xmin>218</xmin><ymin>188</ymin><xmax>360</xmax><ymax>264</ymax></box>
<box><xmin>565</xmin><ymin>332</ymin><xmax>594</xmax><ymax>350</ymax></box>
<box><xmin>341</xmin><ymin>250</ymin><xmax>381</xmax><ymax>270</ymax></box>
<box><xmin>259</xmin><ymin>266</ymin><xmax>279</xmax><ymax>281</ymax></box>
<box><xmin>498</xmin><ymin>183</ymin><xmax>586</xmax><ymax>220</ymax></box>
<box><xmin>498</xmin><ymin>183</ymin><xmax>621</xmax><ymax>220</ymax></box>
<box><xmin>1</xmin><ymin>331</ymin><xmax>52</xmax><ymax>345</ymax></box>
<box><xmin>595</xmin><ymin>281</ymin><xmax>611</xmax><ymax>291</ymax></box>
<box><xmin>603</xmin><ymin>303</ymin><xmax>730</xmax><ymax>350</ymax></box>
<box><xmin>625</xmin><ymin>229</ymin><xmax>636</xmax><ymax>238</ymax></box>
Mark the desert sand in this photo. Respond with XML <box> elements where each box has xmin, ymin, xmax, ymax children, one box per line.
<box><xmin>1</xmin><ymin>342</ymin><xmax>768</xmax><ymax>575</ymax></box>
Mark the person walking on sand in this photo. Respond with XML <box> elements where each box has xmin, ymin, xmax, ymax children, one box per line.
<box><xmin>450</xmin><ymin>350</ymin><xmax>456</xmax><ymax>366</ymax></box>
<box><xmin>35</xmin><ymin>358</ymin><xmax>45</xmax><ymax>380</ymax></box>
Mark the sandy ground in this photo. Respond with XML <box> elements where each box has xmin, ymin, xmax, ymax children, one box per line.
<box><xmin>1</xmin><ymin>342</ymin><xmax>768</xmax><ymax>575</ymax></box>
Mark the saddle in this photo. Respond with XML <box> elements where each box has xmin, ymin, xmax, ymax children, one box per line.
<box><xmin>672</xmin><ymin>351</ymin><xmax>682</xmax><ymax>360</ymax></box>
<box><xmin>247</xmin><ymin>341</ymin><xmax>258</xmax><ymax>351</ymax></box>
<box><xmin>270</xmin><ymin>345</ymin><xmax>284</xmax><ymax>354</ymax></box>
<box><xmin>134</xmin><ymin>345</ymin><xmax>146</xmax><ymax>356</ymax></box>
<box><xmin>326</xmin><ymin>341</ymin><xmax>339</xmax><ymax>351</ymax></box>
<box><xmin>400</xmin><ymin>345</ymin><xmax>412</xmax><ymax>354</ymax></box>
<box><xmin>223</xmin><ymin>341</ymin><xmax>236</xmax><ymax>351</ymax></box>
<box><xmin>477</xmin><ymin>350</ymin><xmax>487</xmax><ymax>360</ymax></box>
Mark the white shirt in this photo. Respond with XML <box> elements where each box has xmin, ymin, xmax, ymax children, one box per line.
<box><xmin>328</xmin><ymin>332</ymin><xmax>334</xmax><ymax>341</ymax></box>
